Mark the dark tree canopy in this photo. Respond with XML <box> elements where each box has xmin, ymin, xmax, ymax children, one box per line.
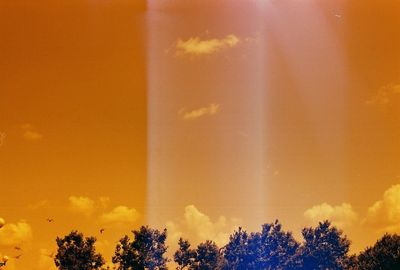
<box><xmin>223</xmin><ymin>227</ymin><xmax>257</xmax><ymax>270</ymax></box>
<box><xmin>55</xmin><ymin>231</ymin><xmax>105</xmax><ymax>270</ymax></box>
<box><xmin>112</xmin><ymin>226</ymin><xmax>168</xmax><ymax>270</ymax></box>
<box><xmin>357</xmin><ymin>234</ymin><xmax>400</xmax><ymax>270</ymax></box>
<box><xmin>174</xmin><ymin>238</ymin><xmax>196</xmax><ymax>270</ymax></box>
<box><xmin>224</xmin><ymin>221</ymin><xmax>299</xmax><ymax>270</ymax></box>
<box><xmin>255</xmin><ymin>221</ymin><xmax>300</xmax><ymax>270</ymax></box>
<box><xmin>298</xmin><ymin>221</ymin><xmax>351</xmax><ymax>270</ymax></box>
<box><xmin>191</xmin><ymin>240</ymin><xmax>225</xmax><ymax>270</ymax></box>
<box><xmin>53</xmin><ymin>222</ymin><xmax>400</xmax><ymax>270</ymax></box>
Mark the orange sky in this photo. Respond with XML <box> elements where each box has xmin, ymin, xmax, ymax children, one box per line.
<box><xmin>1</xmin><ymin>0</ymin><xmax>400</xmax><ymax>269</ymax></box>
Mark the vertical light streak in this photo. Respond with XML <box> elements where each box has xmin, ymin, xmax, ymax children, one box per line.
<box><xmin>146</xmin><ymin>0</ymin><xmax>267</xmax><ymax>230</ymax></box>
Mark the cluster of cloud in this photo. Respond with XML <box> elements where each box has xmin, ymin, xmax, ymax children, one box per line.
<box><xmin>21</xmin><ymin>123</ymin><xmax>43</xmax><ymax>141</ymax></box>
<box><xmin>67</xmin><ymin>196</ymin><xmax>139</xmax><ymax>227</ymax></box>
<box><xmin>99</xmin><ymin>206</ymin><xmax>139</xmax><ymax>226</ymax></box>
<box><xmin>304</xmin><ymin>184</ymin><xmax>400</xmax><ymax>234</ymax></box>
<box><xmin>28</xmin><ymin>200</ymin><xmax>50</xmax><ymax>210</ymax></box>
<box><xmin>166</xmin><ymin>205</ymin><xmax>240</xmax><ymax>249</ymax></box>
<box><xmin>179</xmin><ymin>103</ymin><xmax>220</xmax><ymax>120</ymax></box>
<box><xmin>363</xmin><ymin>184</ymin><xmax>400</xmax><ymax>233</ymax></box>
<box><xmin>176</xmin><ymin>34</ymin><xmax>239</xmax><ymax>56</ymax></box>
<box><xmin>68</xmin><ymin>196</ymin><xmax>96</xmax><ymax>216</ymax></box>
<box><xmin>0</xmin><ymin>131</ymin><xmax>6</xmax><ymax>146</ymax></box>
<box><xmin>0</xmin><ymin>220</ymin><xmax>32</xmax><ymax>247</ymax></box>
<box><xmin>366</xmin><ymin>83</ymin><xmax>400</xmax><ymax>106</ymax></box>
<box><xmin>304</xmin><ymin>203</ymin><xmax>358</xmax><ymax>228</ymax></box>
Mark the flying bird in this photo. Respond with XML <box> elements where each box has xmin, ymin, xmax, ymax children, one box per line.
<box><xmin>46</xmin><ymin>218</ymin><xmax>54</xmax><ymax>223</ymax></box>
<box><xmin>100</xmin><ymin>228</ymin><xmax>105</xmax><ymax>234</ymax></box>
<box><xmin>14</xmin><ymin>246</ymin><xmax>22</xmax><ymax>251</ymax></box>
<box><xmin>14</xmin><ymin>254</ymin><xmax>22</xmax><ymax>259</ymax></box>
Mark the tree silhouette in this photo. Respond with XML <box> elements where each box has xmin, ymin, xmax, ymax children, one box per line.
<box><xmin>174</xmin><ymin>238</ymin><xmax>196</xmax><ymax>270</ymax></box>
<box><xmin>112</xmin><ymin>226</ymin><xmax>168</xmax><ymax>270</ymax></box>
<box><xmin>223</xmin><ymin>227</ymin><xmax>257</xmax><ymax>270</ymax></box>
<box><xmin>53</xmin><ymin>220</ymin><xmax>400</xmax><ymax>270</ymax></box>
<box><xmin>357</xmin><ymin>234</ymin><xmax>400</xmax><ymax>270</ymax></box>
<box><xmin>223</xmin><ymin>221</ymin><xmax>300</xmax><ymax>270</ymax></box>
<box><xmin>55</xmin><ymin>231</ymin><xmax>105</xmax><ymax>270</ymax></box>
<box><xmin>298</xmin><ymin>221</ymin><xmax>351</xmax><ymax>270</ymax></box>
<box><xmin>191</xmin><ymin>240</ymin><xmax>225</xmax><ymax>270</ymax></box>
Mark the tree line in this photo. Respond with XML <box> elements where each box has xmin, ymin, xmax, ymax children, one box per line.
<box><xmin>54</xmin><ymin>220</ymin><xmax>400</xmax><ymax>270</ymax></box>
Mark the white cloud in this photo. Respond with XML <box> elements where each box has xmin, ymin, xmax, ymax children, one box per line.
<box><xmin>28</xmin><ymin>200</ymin><xmax>50</xmax><ymax>210</ymax></box>
<box><xmin>304</xmin><ymin>203</ymin><xmax>358</xmax><ymax>228</ymax></box>
<box><xmin>176</xmin><ymin>34</ymin><xmax>239</xmax><ymax>56</ymax></box>
<box><xmin>23</xmin><ymin>130</ymin><xmax>43</xmax><ymax>141</ymax></box>
<box><xmin>363</xmin><ymin>184</ymin><xmax>400</xmax><ymax>233</ymax></box>
<box><xmin>21</xmin><ymin>124</ymin><xmax>43</xmax><ymax>141</ymax></box>
<box><xmin>166</xmin><ymin>205</ymin><xmax>240</xmax><ymax>249</ymax></box>
<box><xmin>366</xmin><ymin>83</ymin><xmax>400</xmax><ymax>106</ymax></box>
<box><xmin>0</xmin><ymin>220</ymin><xmax>33</xmax><ymax>247</ymax></box>
<box><xmin>99</xmin><ymin>206</ymin><xmax>139</xmax><ymax>226</ymax></box>
<box><xmin>68</xmin><ymin>196</ymin><xmax>95</xmax><ymax>216</ymax></box>
<box><xmin>180</xmin><ymin>104</ymin><xmax>220</xmax><ymax>120</ymax></box>
<box><xmin>0</xmin><ymin>132</ymin><xmax>6</xmax><ymax>147</ymax></box>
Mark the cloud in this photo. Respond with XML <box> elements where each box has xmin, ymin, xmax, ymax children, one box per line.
<box><xmin>98</xmin><ymin>196</ymin><xmax>110</xmax><ymax>209</ymax></box>
<box><xmin>180</xmin><ymin>104</ymin><xmax>220</xmax><ymax>120</ymax></box>
<box><xmin>68</xmin><ymin>196</ymin><xmax>95</xmax><ymax>216</ymax></box>
<box><xmin>99</xmin><ymin>206</ymin><xmax>139</xmax><ymax>226</ymax></box>
<box><xmin>363</xmin><ymin>184</ymin><xmax>400</xmax><ymax>233</ymax></box>
<box><xmin>366</xmin><ymin>83</ymin><xmax>400</xmax><ymax>106</ymax></box>
<box><xmin>304</xmin><ymin>203</ymin><xmax>358</xmax><ymax>228</ymax></box>
<box><xmin>166</xmin><ymin>205</ymin><xmax>240</xmax><ymax>249</ymax></box>
<box><xmin>0</xmin><ymin>220</ymin><xmax>33</xmax><ymax>247</ymax></box>
<box><xmin>0</xmin><ymin>132</ymin><xmax>6</xmax><ymax>146</ymax></box>
<box><xmin>176</xmin><ymin>34</ymin><xmax>239</xmax><ymax>56</ymax></box>
<box><xmin>21</xmin><ymin>124</ymin><xmax>43</xmax><ymax>141</ymax></box>
<box><xmin>28</xmin><ymin>200</ymin><xmax>50</xmax><ymax>210</ymax></box>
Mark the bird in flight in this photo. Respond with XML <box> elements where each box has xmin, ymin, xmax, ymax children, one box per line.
<box><xmin>14</xmin><ymin>246</ymin><xmax>22</xmax><ymax>251</ymax></box>
<box><xmin>46</xmin><ymin>218</ymin><xmax>54</xmax><ymax>223</ymax></box>
<box><xmin>100</xmin><ymin>228</ymin><xmax>105</xmax><ymax>234</ymax></box>
<box><xmin>14</xmin><ymin>254</ymin><xmax>22</xmax><ymax>260</ymax></box>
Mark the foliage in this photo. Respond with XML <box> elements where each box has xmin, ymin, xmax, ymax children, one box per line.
<box><xmin>223</xmin><ymin>221</ymin><xmax>299</xmax><ymax>270</ymax></box>
<box><xmin>223</xmin><ymin>227</ymin><xmax>257</xmax><ymax>270</ymax></box>
<box><xmin>54</xmin><ymin>222</ymin><xmax>400</xmax><ymax>270</ymax></box>
<box><xmin>112</xmin><ymin>226</ymin><xmax>168</xmax><ymax>270</ymax></box>
<box><xmin>255</xmin><ymin>221</ymin><xmax>300</xmax><ymax>270</ymax></box>
<box><xmin>297</xmin><ymin>221</ymin><xmax>351</xmax><ymax>270</ymax></box>
<box><xmin>174</xmin><ymin>238</ymin><xmax>196</xmax><ymax>270</ymax></box>
<box><xmin>357</xmin><ymin>234</ymin><xmax>400</xmax><ymax>270</ymax></box>
<box><xmin>191</xmin><ymin>240</ymin><xmax>225</xmax><ymax>270</ymax></box>
<box><xmin>55</xmin><ymin>231</ymin><xmax>105</xmax><ymax>270</ymax></box>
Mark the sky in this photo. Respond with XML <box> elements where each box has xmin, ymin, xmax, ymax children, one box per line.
<box><xmin>1</xmin><ymin>0</ymin><xmax>400</xmax><ymax>269</ymax></box>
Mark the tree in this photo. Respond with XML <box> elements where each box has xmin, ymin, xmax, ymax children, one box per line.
<box><xmin>357</xmin><ymin>234</ymin><xmax>400</xmax><ymax>270</ymax></box>
<box><xmin>223</xmin><ymin>227</ymin><xmax>257</xmax><ymax>270</ymax></box>
<box><xmin>55</xmin><ymin>231</ymin><xmax>105</xmax><ymax>270</ymax></box>
<box><xmin>191</xmin><ymin>240</ymin><xmax>225</xmax><ymax>270</ymax></box>
<box><xmin>113</xmin><ymin>226</ymin><xmax>168</xmax><ymax>270</ymax></box>
<box><xmin>298</xmin><ymin>221</ymin><xmax>351</xmax><ymax>270</ymax></box>
<box><xmin>255</xmin><ymin>220</ymin><xmax>300</xmax><ymax>270</ymax></box>
<box><xmin>174</xmin><ymin>238</ymin><xmax>196</xmax><ymax>270</ymax></box>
